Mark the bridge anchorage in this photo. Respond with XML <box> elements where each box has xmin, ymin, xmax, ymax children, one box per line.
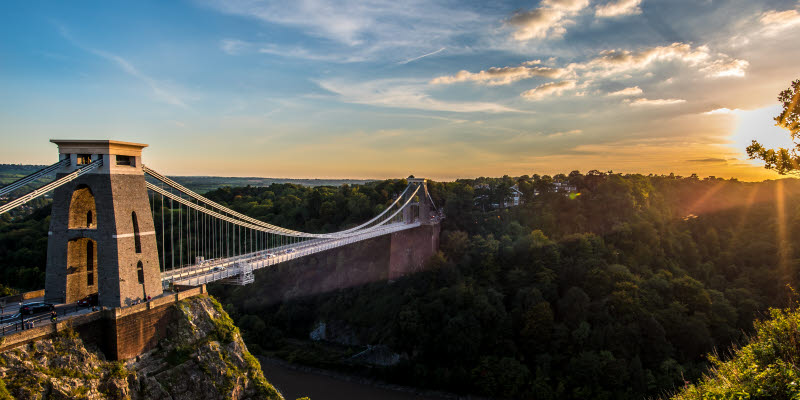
<box><xmin>0</xmin><ymin>140</ymin><xmax>441</xmax><ymax>309</ymax></box>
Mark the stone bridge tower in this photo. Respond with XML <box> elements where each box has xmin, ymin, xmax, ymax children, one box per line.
<box><xmin>405</xmin><ymin>178</ymin><xmax>435</xmax><ymax>224</ymax></box>
<box><xmin>45</xmin><ymin>140</ymin><xmax>163</xmax><ymax>308</ymax></box>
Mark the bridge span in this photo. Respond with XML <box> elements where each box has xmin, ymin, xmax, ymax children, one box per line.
<box><xmin>0</xmin><ymin>139</ymin><xmax>441</xmax><ymax>309</ymax></box>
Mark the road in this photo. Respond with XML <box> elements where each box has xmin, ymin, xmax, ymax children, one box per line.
<box><xmin>0</xmin><ymin>298</ymin><xmax>95</xmax><ymax>336</ymax></box>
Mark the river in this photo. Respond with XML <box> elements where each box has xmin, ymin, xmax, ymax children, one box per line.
<box><xmin>259</xmin><ymin>358</ymin><xmax>449</xmax><ymax>400</ymax></box>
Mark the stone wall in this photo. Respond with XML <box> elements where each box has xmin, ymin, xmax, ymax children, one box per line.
<box><xmin>231</xmin><ymin>223</ymin><xmax>440</xmax><ymax>306</ymax></box>
<box><xmin>0</xmin><ymin>286</ymin><xmax>206</xmax><ymax>361</ymax></box>
<box><xmin>388</xmin><ymin>223</ymin><xmax>441</xmax><ymax>280</ymax></box>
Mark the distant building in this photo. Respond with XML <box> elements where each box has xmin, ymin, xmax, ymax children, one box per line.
<box><xmin>553</xmin><ymin>181</ymin><xmax>577</xmax><ymax>194</ymax></box>
<box><xmin>508</xmin><ymin>185</ymin><xmax>523</xmax><ymax>207</ymax></box>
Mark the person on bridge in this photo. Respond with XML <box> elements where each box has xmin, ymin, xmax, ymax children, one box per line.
<box><xmin>50</xmin><ymin>310</ymin><xmax>57</xmax><ymax>323</ymax></box>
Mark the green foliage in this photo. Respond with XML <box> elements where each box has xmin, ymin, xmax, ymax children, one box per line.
<box><xmin>209</xmin><ymin>174</ymin><xmax>800</xmax><ymax>399</ymax></box>
<box><xmin>747</xmin><ymin>79</ymin><xmax>800</xmax><ymax>175</ymax></box>
<box><xmin>209</xmin><ymin>296</ymin><xmax>240</xmax><ymax>344</ymax></box>
<box><xmin>108</xmin><ymin>361</ymin><xmax>128</xmax><ymax>379</ymax></box>
<box><xmin>672</xmin><ymin>306</ymin><xmax>800</xmax><ymax>400</ymax></box>
<box><xmin>6</xmin><ymin>163</ymin><xmax>800</xmax><ymax>398</ymax></box>
<box><xmin>0</xmin><ymin>377</ymin><xmax>12</xmax><ymax>400</ymax></box>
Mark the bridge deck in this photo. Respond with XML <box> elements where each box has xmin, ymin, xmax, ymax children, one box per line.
<box><xmin>162</xmin><ymin>221</ymin><xmax>422</xmax><ymax>287</ymax></box>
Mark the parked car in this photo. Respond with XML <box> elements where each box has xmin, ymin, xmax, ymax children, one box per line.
<box><xmin>77</xmin><ymin>293</ymin><xmax>98</xmax><ymax>307</ymax></box>
<box><xmin>20</xmin><ymin>302</ymin><xmax>54</xmax><ymax>315</ymax></box>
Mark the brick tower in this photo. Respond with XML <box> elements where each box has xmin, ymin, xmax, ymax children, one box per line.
<box><xmin>45</xmin><ymin>140</ymin><xmax>163</xmax><ymax>308</ymax></box>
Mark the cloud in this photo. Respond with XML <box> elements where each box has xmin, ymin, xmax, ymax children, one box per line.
<box><xmin>607</xmin><ymin>86</ymin><xmax>643</xmax><ymax>96</ymax></box>
<box><xmin>257</xmin><ymin>44</ymin><xmax>366</xmax><ymax>62</ymax></box>
<box><xmin>700</xmin><ymin>58</ymin><xmax>749</xmax><ymax>77</ymax></box>
<box><xmin>542</xmin><ymin>0</ymin><xmax>591</xmax><ymax>12</ymax></box>
<box><xmin>546</xmin><ymin>129</ymin><xmax>583</xmax><ymax>137</ymax></box>
<box><xmin>199</xmin><ymin>0</ymin><xmax>483</xmax><ymax>62</ymax></box>
<box><xmin>760</xmin><ymin>8</ymin><xmax>800</xmax><ymax>36</ymax></box>
<box><xmin>596</xmin><ymin>0</ymin><xmax>643</xmax><ymax>17</ymax></box>
<box><xmin>507</xmin><ymin>0</ymin><xmax>590</xmax><ymax>41</ymax></box>
<box><xmin>521</xmin><ymin>80</ymin><xmax>577</xmax><ymax>100</ymax></box>
<box><xmin>703</xmin><ymin>108</ymin><xmax>736</xmax><ymax>115</ymax></box>
<box><xmin>569</xmin><ymin>42</ymin><xmax>748</xmax><ymax>79</ymax></box>
<box><xmin>430</xmin><ymin>64</ymin><xmax>565</xmax><ymax>86</ymax></box>
<box><xmin>627</xmin><ymin>98</ymin><xmax>686</xmax><ymax>106</ymax></box>
<box><xmin>56</xmin><ymin>25</ymin><xmax>189</xmax><ymax>109</ymax></box>
<box><xmin>508</xmin><ymin>8</ymin><xmax>569</xmax><ymax>40</ymax></box>
<box><xmin>398</xmin><ymin>47</ymin><xmax>446</xmax><ymax>64</ymax></box>
<box><xmin>220</xmin><ymin>39</ymin><xmax>249</xmax><ymax>55</ymax></box>
<box><xmin>317</xmin><ymin>79</ymin><xmax>520</xmax><ymax>113</ymax></box>
<box><xmin>687</xmin><ymin>158</ymin><xmax>727</xmax><ymax>163</ymax></box>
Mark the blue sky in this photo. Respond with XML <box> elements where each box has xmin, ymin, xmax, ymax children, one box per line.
<box><xmin>1</xmin><ymin>0</ymin><xmax>799</xmax><ymax>180</ymax></box>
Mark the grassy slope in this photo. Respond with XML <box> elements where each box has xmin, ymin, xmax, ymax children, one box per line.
<box><xmin>671</xmin><ymin>305</ymin><xmax>800</xmax><ymax>400</ymax></box>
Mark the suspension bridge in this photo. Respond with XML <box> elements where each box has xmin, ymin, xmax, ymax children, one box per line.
<box><xmin>0</xmin><ymin>140</ymin><xmax>441</xmax><ymax>309</ymax></box>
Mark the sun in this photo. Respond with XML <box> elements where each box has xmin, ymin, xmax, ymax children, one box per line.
<box><xmin>728</xmin><ymin>105</ymin><xmax>796</xmax><ymax>166</ymax></box>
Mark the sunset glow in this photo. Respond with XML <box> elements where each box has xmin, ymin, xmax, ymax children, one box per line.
<box><xmin>1</xmin><ymin>1</ymin><xmax>799</xmax><ymax>180</ymax></box>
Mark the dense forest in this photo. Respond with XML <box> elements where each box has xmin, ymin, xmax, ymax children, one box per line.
<box><xmin>1</xmin><ymin>172</ymin><xmax>799</xmax><ymax>398</ymax></box>
<box><xmin>205</xmin><ymin>173</ymin><xmax>800</xmax><ymax>399</ymax></box>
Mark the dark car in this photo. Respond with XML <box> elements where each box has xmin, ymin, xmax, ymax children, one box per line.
<box><xmin>20</xmin><ymin>302</ymin><xmax>54</xmax><ymax>315</ymax></box>
<box><xmin>77</xmin><ymin>293</ymin><xmax>98</xmax><ymax>307</ymax></box>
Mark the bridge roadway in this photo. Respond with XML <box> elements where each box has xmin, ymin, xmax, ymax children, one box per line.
<box><xmin>162</xmin><ymin>221</ymin><xmax>423</xmax><ymax>287</ymax></box>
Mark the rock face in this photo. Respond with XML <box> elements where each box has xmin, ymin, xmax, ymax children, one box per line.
<box><xmin>0</xmin><ymin>295</ymin><xmax>284</xmax><ymax>400</ymax></box>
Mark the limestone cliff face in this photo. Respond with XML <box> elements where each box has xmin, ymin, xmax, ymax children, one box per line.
<box><xmin>0</xmin><ymin>295</ymin><xmax>284</xmax><ymax>400</ymax></box>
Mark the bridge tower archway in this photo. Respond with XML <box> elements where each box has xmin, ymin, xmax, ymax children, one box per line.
<box><xmin>45</xmin><ymin>140</ymin><xmax>163</xmax><ymax>307</ymax></box>
<box><xmin>68</xmin><ymin>184</ymin><xmax>97</xmax><ymax>229</ymax></box>
<box><xmin>65</xmin><ymin>237</ymin><xmax>98</xmax><ymax>301</ymax></box>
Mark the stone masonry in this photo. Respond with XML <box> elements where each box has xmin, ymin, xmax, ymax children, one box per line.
<box><xmin>45</xmin><ymin>140</ymin><xmax>163</xmax><ymax>308</ymax></box>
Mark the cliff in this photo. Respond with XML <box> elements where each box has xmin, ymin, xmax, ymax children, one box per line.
<box><xmin>0</xmin><ymin>295</ymin><xmax>285</xmax><ymax>400</ymax></box>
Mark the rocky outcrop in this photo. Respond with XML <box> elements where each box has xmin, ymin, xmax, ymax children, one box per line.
<box><xmin>0</xmin><ymin>295</ymin><xmax>284</xmax><ymax>400</ymax></box>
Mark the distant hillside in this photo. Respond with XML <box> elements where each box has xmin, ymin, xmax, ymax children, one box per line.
<box><xmin>0</xmin><ymin>164</ymin><xmax>373</xmax><ymax>194</ymax></box>
<box><xmin>670</xmin><ymin>305</ymin><xmax>800</xmax><ymax>400</ymax></box>
<box><xmin>170</xmin><ymin>176</ymin><xmax>374</xmax><ymax>193</ymax></box>
<box><xmin>0</xmin><ymin>164</ymin><xmax>48</xmax><ymax>186</ymax></box>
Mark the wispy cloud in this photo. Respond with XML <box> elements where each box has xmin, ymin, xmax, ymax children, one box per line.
<box><xmin>431</xmin><ymin>64</ymin><xmax>565</xmax><ymax>86</ymax></box>
<box><xmin>199</xmin><ymin>0</ymin><xmax>484</xmax><ymax>62</ymax></box>
<box><xmin>398</xmin><ymin>47</ymin><xmax>445</xmax><ymax>64</ymax></box>
<box><xmin>507</xmin><ymin>0</ymin><xmax>590</xmax><ymax>41</ymax></box>
<box><xmin>627</xmin><ymin>98</ymin><xmax>686</xmax><ymax>106</ymax></box>
<box><xmin>220</xmin><ymin>38</ymin><xmax>249</xmax><ymax>55</ymax></box>
<box><xmin>759</xmin><ymin>8</ymin><xmax>800</xmax><ymax>36</ymax></box>
<box><xmin>596</xmin><ymin>0</ymin><xmax>643</xmax><ymax>18</ymax></box>
<box><xmin>607</xmin><ymin>86</ymin><xmax>643</xmax><ymax>96</ymax></box>
<box><xmin>569</xmin><ymin>42</ymin><xmax>748</xmax><ymax>79</ymax></box>
<box><xmin>316</xmin><ymin>79</ymin><xmax>520</xmax><ymax>113</ymax></box>
<box><xmin>56</xmin><ymin>24</ymin><xmax>189</xmax><ymax>109</ymax></box>
<box><xmin>687</xmin><ymin>158</ymin><xmax>726</xmax><ymax>163</ymax></box>
<box><xmin>92</xmin><ymin>50</ymin><xmax>189</xmax><ymax>108</ymax></box>
<box><xmin>521</xmin><ymin>80</ymin><xmax>577</xmax><ymax>100</ymax></box>
<box><xmin>703</xmin><ymin>108</ymin><xmax>736</xmax><ymax>115</ymax></box>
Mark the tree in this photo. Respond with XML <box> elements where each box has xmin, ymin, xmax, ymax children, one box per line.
<box><xmin>747</xmin><ymin>79</ymin><xmax>800</xmax><ymax>174</ymax></box>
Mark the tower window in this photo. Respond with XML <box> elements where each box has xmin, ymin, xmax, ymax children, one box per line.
<box><xmin>86</xmin><ymin>211</ymin><xmax>93</xmax><ymax>227</ymax></box>
<box><xmin>77</xmin><ymin>154</ymin><xmax>91</xmax><ymax>165</ymax></box>
<box><xmin>137</xmin><ymin>261</ymin><xmax>145</xmax><ymax>284</ymax></box>
<box><xmin>116</xmin><ymin>155</ymin><xmax>134</xmax><ymax>166</ymax></box>
<box><xmin>86</xmin><ymin>241</ymin><xmax>94</xmax><ymax>271</ymax></box>
<box><xmin>132</xmin><ymin>211</ymin><xmax>142</xmax><ymax>253</ymax></box>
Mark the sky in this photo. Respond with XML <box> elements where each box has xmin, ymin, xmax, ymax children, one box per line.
<box><xmin>1</xmin><ymin>0</ymin><xmax>799</xmax><ymax>181</ymax></box>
